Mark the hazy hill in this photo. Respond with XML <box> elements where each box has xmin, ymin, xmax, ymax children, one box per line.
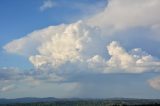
<box><xmin>1</xmin><ymin>97</ymin><xmax>160</xmax><ymax>105</ymax></box>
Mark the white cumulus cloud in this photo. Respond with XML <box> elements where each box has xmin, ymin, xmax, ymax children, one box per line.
<box><xmin>88</xmin><ymin>41</ymin><xmax>160</xmax><ymax>73</ymax></box>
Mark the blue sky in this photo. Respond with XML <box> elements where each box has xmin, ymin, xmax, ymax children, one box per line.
<box><xmin>1</xmin><ymin>0</ymin><xmax>160</xmax><ymax>99</ymax></box>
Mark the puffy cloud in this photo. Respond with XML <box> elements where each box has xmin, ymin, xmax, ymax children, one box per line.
<box><xmin>40</xmin><ymin>0</ymin><xmax>56</xmax><ymax>11</ymax></box>
<box><xmin>29</xmin><ymin>21</ymin><xmax>86</xmax><ymax>68</ymax></box>
<box><xmin>107</xmin><ymin>41</ymin><xmax>160</xmax><ymax>73</ymax></box>
<box><xmin>148</xmin><ymin>76</ymin><xmax>160</xmax><ymax>90</ymax></box>
<box><xmin>4</xmin><ymin>21</ymin><xmax>104</xmax><ymax>70</ymax></box>
<box><xmin>4</xmin><ymin>0</ymin><xmax>160</xmax><ymax>74</ymax></box>
<box><xmin>4</xmin><ymin>0</ymin><xmax>160</xmax><ymax>71</ymax></box>
<box><xmin>88</xmin><ymin>0</ymin><xmax>160</xmax><ymax>33</ymax></box>
<box><xmin>4</xmin><ymin>20</ymin><xmax>160</xmax><ymax>74</ymax></box>
<box><xmin>88</xmin><ymin>41</ymin><xmax>160</xmax><ymax>73</ymax></box>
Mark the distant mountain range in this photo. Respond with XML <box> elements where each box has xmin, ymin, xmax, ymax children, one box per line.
<box><xmin>0</xmin><ymin>97</ymin><xmax>58</xmax><ymax>104</ymax></box>
<box><xmin>1</xmin><ymin>97</ymin><xmax>160</xmax><ymax>105</ymax></box>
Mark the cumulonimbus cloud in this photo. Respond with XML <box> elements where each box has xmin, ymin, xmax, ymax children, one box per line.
<box><xmin>4</xmin><ymin>20</ymin><xmax>160</xmax><ymax>74</ymax></box>
<box><xmin>3</xmin><ymin>0</ymin><xmax>160</xmax><ymax>93</ymax></box>
<box><xmin>4</xmin><ymin>0</ymin><xmax>160</xmax><ymax>73</ymax></box>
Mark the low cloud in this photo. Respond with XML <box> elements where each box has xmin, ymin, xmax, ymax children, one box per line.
<box><xmin>148</xmin><ymin>76</ymin><xmax>160</xmax><ymax>90</ymax></box>
<box><xmin>0</xmin><ymin>67</ymin><xmax>65</xmax><ymax>93</ymax></box>
<box><xmin>0</xmin><ymin>85</ymin><xmax>16</xmax><ymax>92</ymax></box>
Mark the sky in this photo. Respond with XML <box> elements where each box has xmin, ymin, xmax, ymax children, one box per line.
<box><xmin>1</xmin><ymin>0</ymin><xmax>160</xmax><ymax>99</ymax></box>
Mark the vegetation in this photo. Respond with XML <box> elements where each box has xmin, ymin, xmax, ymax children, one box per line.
<box><xmin>1</xmin><ymin>100</ymin><xmax>160</xmax><ymax>106</ymax></box>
